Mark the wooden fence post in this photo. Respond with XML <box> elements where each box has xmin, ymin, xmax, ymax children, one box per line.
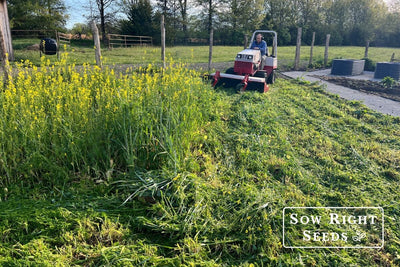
<box><xmin>364</xmin><ymin>40</ymin><xmax>370</xmax><ymax>58</ymax></box>
<box><xmin>55</xmin><ymin>30</ymin><xmax>59</xmax><ymax>44</ymax></box>
<box><xmin>0</xmin><ymin>0</ymin><xmax>14</xmax><ymax>61</ymax></box>
<box><xmin>0</xmin><ymin>21</ymin><xmax>10</xmax><ymax>85</ymax></box>
<box><xmin>309</xmin><ymin>32</ymin><xmax>315</xmax><ymax>67</ymax></box>
<box><xmin>208</xmin><ymin>28</ymin><xmax>213</xmax><ymax>72</ymax></box>
<box><xmin>91</xmin><ymin>21</ymin><xmax>102</xmax><ymax>68</ymax></box>
<box><xmin>56</xmin><ymin>30</ymin><xmax>60</xmax><ymax>59</ymax></box>
<box><xmin>161</xmin><ymin>15</ymin><xmax>166</xmax><ymax>69</ymax></box>
<box><xmin>294</xmin><ymin>27</ymin><xmax>302</xmax><ymax>70</ymax></box>
<box><xmin>324</xmin><ymin>34</ymin><xmax>331</xmax><ymax>67</ymax></box>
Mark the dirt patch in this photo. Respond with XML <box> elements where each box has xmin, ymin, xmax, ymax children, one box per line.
<box><xmin>315</xmin><ymin>76</ymin><xmax>400</xmax><ymax>102</ymax></box>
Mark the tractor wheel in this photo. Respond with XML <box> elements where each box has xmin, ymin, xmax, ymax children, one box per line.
<box><xmin>225</xmin><ymin>67</ymin><xmax>235</xmax><ymax>74</ymax></box>
<box><xmin>213</xmin><ymin>78</ymin><xmax>225</xmax><ymax>88</ymax></box>
<box><xmin>254</xmin><ymin>71</ymin><xmax>266</xmax><ymax>78</ymax></box>
<box><xmin>256</xmin><ymin>83</ymin><xmax>267</xmax><ymax>93</ymax></box>
<box><xmin>236</xmin><ymin>83</ymin><xmax>245</xmax><ymax>93</ymax></box>
<box><xmin>267</xmin><ymin>70</ymin><xmax>275</xmax><ymax>84</ymax></box>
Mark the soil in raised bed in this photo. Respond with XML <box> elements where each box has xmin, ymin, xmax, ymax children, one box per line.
<box><xmin>316</xmin><ymin>76</ymin><xmax>400</xmax><ymax>102</ymax></box>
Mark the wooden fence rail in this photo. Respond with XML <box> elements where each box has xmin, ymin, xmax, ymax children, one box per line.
<box><xmin>108</xmin><ymin>34</ymin><xmax>152</xmax><ymax>49</ymax></box>
<box><xmin>56</xmin><ymin>32</ymin><xmax>71</xmax><ymax>46</ymax></box>
<box><xmin>12</xmin><ymin>30</ymin><xmax>72</xmax><ymax>46</ymax></box>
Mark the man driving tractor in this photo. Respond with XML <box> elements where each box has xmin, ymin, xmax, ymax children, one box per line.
<box><xmin>250</xmin><ymin>33</ymin><xmax>268</xmax><ymax>68</ymax></box>
<box><xmin>210</xmin><ymin>30</ymin><xmax>277</xmax><ymax>93</ymax></box>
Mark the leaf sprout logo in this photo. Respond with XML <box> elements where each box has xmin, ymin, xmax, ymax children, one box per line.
<box><xmin>352</xmin><ymin>230</ymin><xmax>367</xmax><ymax>242</ymax></box>
<box><xmin>283</xmin><ymin>207</ymin><xmax>384</xmax><ymax>249</ymax></box>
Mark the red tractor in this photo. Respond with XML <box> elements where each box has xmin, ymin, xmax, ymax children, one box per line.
<box><xmin>211</xmin><ymin>30</ymin><xmax>277</xmax><ymax>93</ymax></box>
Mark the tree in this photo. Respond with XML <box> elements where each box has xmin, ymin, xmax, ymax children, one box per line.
<box><xmin>374</xmin><ymin>1</ymin><xmax>400</xmax><ymax>47</ymax></box>
<box><xmin>263</xmin><ymin>0</ymin><xmax>300</xmax><ymax>44</ymax></box>
<box><xmin>71</xmin><ymin>23</ymin><xmax>91</xmax><ymax>39</ymax></box>
<box><xmin>167</xmin><ymin>0</ymin><xmax>194</xmax><ymax>43</ymax></box>
<box><xmin>154</xmin><ymin>0</ymin><xmax>180</xmax><ymax>44</ymax></box>
<box><xmin>388</xmin><ymin>0</ymin><xmax>400</xmax><ymax>13</ymax></box>
<box><xmin>177</xmin><ymin>0</ymin><xmax>190</xmax><ymax>42</ymax></box>
<box><xmin>7</xmin><ymin>0</ymin><xmax>67</xmax><ymax>31</ymax></box>
<box><xmin>355</xmin><ymin>0</ymin><xmax>386</xmax><ymax>45</ymax></box>
<box><xmin>330</xmin><ymin>0</ymin><xmax>386</xmax><ymax>46</ymax></box>
<box><xmin>117</xmin><ymin>0</ymin><xmax>400</xmax><ymax>46</ymax></box>
<box><xmin>263</xmin><ymin>0</ymin><xmax>328</xmax><ymax>45</ymax></box>
<box><xmin>95</xmin><ymin>0</ymin><xmax>116</xmax><ymax>44</ymax></box>
<box><xmin>120</xmin><ymin>0</ymin><xmax>153</xmax><ymax>36</ymax></box>
<box><xmin>228</xmin><ymin>0</ymin><xmax>264</xmax><ymax>40</ymax></box>
<box><xmin>196</xmin><ymin>0</ymin><xmax>225</xmax><ymax>37</ymax></box>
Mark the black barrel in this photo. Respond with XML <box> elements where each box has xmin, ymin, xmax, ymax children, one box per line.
<box><xmin>39</xmin><ymin>38</ymin><xmax>58</xmax><ymax>55</ymax></box>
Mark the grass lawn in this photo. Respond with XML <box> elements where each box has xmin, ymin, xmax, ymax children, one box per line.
<box><xmin>11</xmin><ymin>38</ymin><xmax>400</xmax><ymax>68</ymax></box>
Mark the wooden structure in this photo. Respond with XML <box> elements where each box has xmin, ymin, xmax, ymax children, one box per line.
<box><xmin>161</xmin><ymin>15</ymin><xmax>165</xmax><ymax>68</ymax></box>
<box><xmin>294</xmin><ymin>27</ymin><xmax>302</xmax><ymax>70</ymax></box>
<box><xmin>0</xmin><ymin>0</ymin><xmax>14</xmax><ymax>61</ymax></box>
<box><xmin>324</xmin><ymin>34</ymin><xmax>331</xmax><ymax>67</ymax></box>
<box><xmin>12</xmin><ymin>29</ymin><xmax>58</xmax><ymax>39</ymax></box>
<box><xmin>108</xmin><ymin>34</ymin><xmax>152</xmax><ymax>49</ymax></box>
<box><xmin>309</xmin><ymin>32</ymin><xmax>315</xmax><ymax>67</ymax></box>
<box><xmin>92</xmin><ymin>21</ymin><xmax>102</xmax><ymax>68</ymax></box>
<box><xmin>56</xmin><ymin>32</ymin><xmax>71</xmax><ymax>46</ymax></box>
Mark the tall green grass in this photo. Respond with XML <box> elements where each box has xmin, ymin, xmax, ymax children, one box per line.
<box><xmin>0</xmin><ymin>55</ymin><xmax>219</xmax><ymax>187</ymax></box>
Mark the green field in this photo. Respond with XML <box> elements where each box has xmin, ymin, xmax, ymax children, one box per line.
<box><xmin>0</xmin><ymin>42</ymin><xmax>399</xmax><ymax>265</ymax></box>
<box><xmin>11</xmin><ymin>38</ymin><xmax>400</xmax><ymax>68</ymax></box>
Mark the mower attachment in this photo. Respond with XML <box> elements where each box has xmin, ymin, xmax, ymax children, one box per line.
<box><xmin>210</xmin><ymin>71</ymin><xmax>269</xmax><ymax>93</ymax></box>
